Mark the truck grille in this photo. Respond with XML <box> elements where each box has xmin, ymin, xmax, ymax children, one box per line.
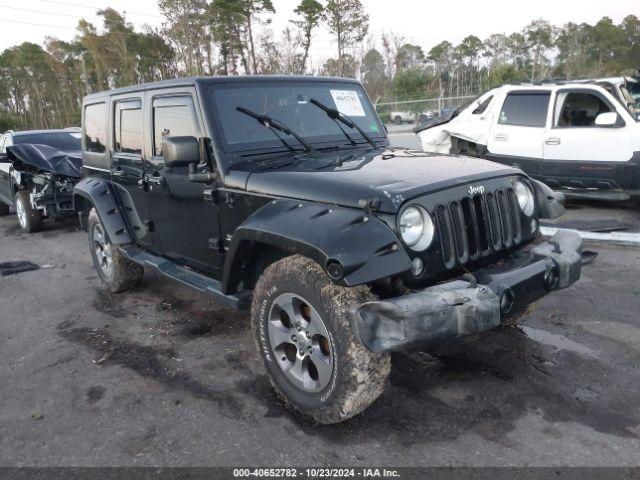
<box><xmin>434</xmin><ymin>188</ymin><xmax>522</xmax><ymax>269</ymax></box>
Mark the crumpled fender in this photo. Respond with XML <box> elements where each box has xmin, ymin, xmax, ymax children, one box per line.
<box><xmin>531</xmin><ymin>179</ymin><xmax>566</xmax><ymax>219</ymax></box>
<box><xmin>73</xmin><ymin>177</ymin><xmax>133</xmax><ymax>245</ymax></box>
<box><xmin>222</xmin><ymin>199</ymin><xmax>411</xmax><ymax>292</ymax></box>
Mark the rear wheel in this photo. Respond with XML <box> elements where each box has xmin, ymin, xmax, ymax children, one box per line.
<box><xmin>394</xmin><ymin>116</ymin><xmax>403</xmax><ymax>125</ymax></box>
<box><xmin>88</xmin><ymin>208</ymin><xmax>143</xmax><ymax>293</ymax></box>
<box><xmin>15</xmin><ymin>190</ymin><xmax>42</xmax><ymax>233</ymax></box>
<box><xmin>252</xmin><ymin>255</ymin><xmax>391</xmax><ymax>424</ymax></box>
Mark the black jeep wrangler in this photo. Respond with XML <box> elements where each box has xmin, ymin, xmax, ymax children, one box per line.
<box><xmin>74</xmin><ymin>76</ymin><xmax>582</xmax><ymax>424</ymax></box>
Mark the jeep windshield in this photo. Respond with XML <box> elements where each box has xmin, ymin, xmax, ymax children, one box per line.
<box><xmin>14</xmin><ymin>132</ymin><xmax>82</xmax><ymax>151</ymax></box>
<box><xmin>208</xmin><ymin>81</ymin><xmax>385</xmax><ymax>155</ymax></box>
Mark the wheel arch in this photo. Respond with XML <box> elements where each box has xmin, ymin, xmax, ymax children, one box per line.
<box><xmin>73</xmin><ymin>177</ymin><xmax>133</xmax><ymax>244</ymax></box>
<box><xmin>222</xmin><ymin>199</ymin><xmax>412</xmax><ymax>295</ymax></box>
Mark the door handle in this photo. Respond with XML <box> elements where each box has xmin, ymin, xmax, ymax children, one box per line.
<box><xmin>493</xmin><ymin>133</ymin><xmax>508</xmax><ymax>142</ymax></box>
<box><xmin>545</xmin><ymin>137</ymin><xmax>561</xmax><ymax>146</ymax></box>
<box><xmin>111</xmin><ymin>169</ymin><xmax>125</xmax><ymax>177</ymax></box>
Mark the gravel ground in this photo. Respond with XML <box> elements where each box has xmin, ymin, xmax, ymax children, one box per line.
<box><xmin>1</xmin><ymin>212</ymin><xmax>640</xmax><ymax>467</ymax></box>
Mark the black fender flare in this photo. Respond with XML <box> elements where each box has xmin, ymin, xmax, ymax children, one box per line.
<box><xmin>531</xmin><ymin>178</ymin><xmax>566</xmax><ymax>219</ymax></box>
<box><xmin>73</xmin><ymin>177</ymin><xmax>133</xmax><ymax>245</ymax></box>
<box><xmin>222</xmin><ymin>199</ymin><xmax>412</xmax><ymax>294</ymax></box>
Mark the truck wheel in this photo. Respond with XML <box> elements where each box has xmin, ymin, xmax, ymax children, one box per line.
<box><xmin>15</xmin><ymin>190</ymin><xmax>42</xmax><ymax>233</ymax></box>
<box><xmin>394</xmin><ymin>116</ymin><xmax>403</xmax><ymax>125</ymax></box>
<box><xmin>0</xmin><ymin>202</ymin><xmax>9</xmax><ymax>216</ymax></box>
<box><xmin>252</xmin><ymin>255</ymin><xmax>391</xmax><ymax>424</ymax></box>
<box><xmin>88</xmin><ymin>208</ymin><xmax>143</xmax><ymax>293</ymax></box>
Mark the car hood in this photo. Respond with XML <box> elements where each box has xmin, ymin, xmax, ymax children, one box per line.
<box><xmin>6</xmin><ymin>144</ymin><xmax>82</xmax><ymax>178</ymax></box>
<box><xmin>234</xmin><ymin>147</ymin><xmax>521</xmax><ymax>213</ymax></box>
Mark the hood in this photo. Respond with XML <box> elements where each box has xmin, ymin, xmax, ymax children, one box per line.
<box><xmin>235</xmin><ymin>148</ymin><xmax>521</xmax><ymax>213</ymax></box>
<box><xmin>6</xmin><ymin>144</ymin><xmax>83</xmax><ymax>178</ymax></box>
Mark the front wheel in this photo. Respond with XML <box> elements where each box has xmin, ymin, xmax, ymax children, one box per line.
<box><xmin>15</xmin><ymin>190</ymin><xmax>42</xmax><ymax>233</ymax></box>
<box><xmin>252</xmin><ymin>255</ymin><xmax>391</xmax><ymax>424</ymax></box>
<box><xmin>88</xmin><ymin>208</ymin><xmax>143</xmax><ymax>293</ymax></box>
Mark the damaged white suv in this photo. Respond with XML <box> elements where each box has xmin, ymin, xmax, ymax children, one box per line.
<box><xmin>415</xmin><ymin>82</ymin><xmax>640</xmax><ymax>200</ymax></box>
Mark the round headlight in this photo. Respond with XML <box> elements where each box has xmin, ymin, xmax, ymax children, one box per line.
<box><xmin>516</xmin><ymin>181</ymin><xmax>535</xmax><ymax>216</ymax></box>
<box><xmin>399</xmin><ymin>206</ymin><xmax>434</xmax><ymax>251</ymax></box>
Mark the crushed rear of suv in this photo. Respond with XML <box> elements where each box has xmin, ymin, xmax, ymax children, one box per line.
<box><xmin>74</xmin><ymin>76</ymin><xmax>582</xmax><ymax>423</ymax></box>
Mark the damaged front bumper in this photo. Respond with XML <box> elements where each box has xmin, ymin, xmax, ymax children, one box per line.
<box><xmin>350</xmin><ymin>230</ymin><xmax>583</xmax><ymax>353</ymax></box>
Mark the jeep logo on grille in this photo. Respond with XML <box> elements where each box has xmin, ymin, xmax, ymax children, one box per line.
<box><xmin>468</xmin><ymin>185</ymin><xmax>485</xmax><ymax>196</ymax></box>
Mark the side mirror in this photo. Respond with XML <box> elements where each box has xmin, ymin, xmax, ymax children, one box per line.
<box><xmin>594</xmin><ymin>112</ymin><xmax>618</xmax><ymax>127</ymax></box>
<box><xmin>162</xmin><ymin>136</ymin><xmax>200</xmax><ymax>167</ymax></box>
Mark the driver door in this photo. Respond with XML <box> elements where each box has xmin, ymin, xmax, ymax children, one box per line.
<box><xmin>145</xmin><ymin>89</ymin><xmax>224</xmax><ymax>274</ymax></box>
<box><xmin>542</xmin><ymin>89</ymin><xmax>633</xmax><ymax>190</ymax></box>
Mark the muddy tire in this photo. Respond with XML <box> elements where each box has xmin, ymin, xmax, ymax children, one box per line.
<box><xmin>0</xmin><ymin>202</ymin><xmax>9</xmax><ymax>216</ymax></box>
<box><xmin>88</xmin><ymin>208</ymin><xmax>143</xmax><ymax>293</ymax></box>
<box><xmin>252</xmin><ymin>255</ymin><xmax>391</xmax><ymax>424</ymax></box>
<box><xmin>15</xmin><ymin>190</ymin><xmax>42</xmax><ymax>233</ymax></box>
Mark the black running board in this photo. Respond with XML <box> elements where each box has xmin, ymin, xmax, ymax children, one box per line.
<box><xmin>120</xmin><ymin>246</ymin><xmax>252</xmax><ymax>310</ymax></box>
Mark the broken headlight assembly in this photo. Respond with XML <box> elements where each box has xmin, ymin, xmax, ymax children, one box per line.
<box><xmin>516</xmin><ymin>181</ymin><xmax>535</xmax><ymax>216</ymax></box>
<box><xmin>398</xmin><ymin>205</ymin><xmax>435</xmax><ymax>251</ymax></box>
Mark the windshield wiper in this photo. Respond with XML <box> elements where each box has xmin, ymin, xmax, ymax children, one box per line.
<box><xmin>309</xmin><ymin>98</ymin><xmax>377</xmax><ymax>148</ymax></box>
<box><xmin>236</xmin><ymin>106</ymin><xmax>314</xmax><ymax>153</ymax></box>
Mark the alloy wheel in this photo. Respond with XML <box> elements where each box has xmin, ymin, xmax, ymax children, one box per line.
<box><xmin>91</xmin><ymin>222</ymin><xmax>113</xmax><ymax>278</ymax></box>
<box><xmin>268</xmin><ymin>293</ymin><xmax>334</xmax><ymax>393</ymax></box>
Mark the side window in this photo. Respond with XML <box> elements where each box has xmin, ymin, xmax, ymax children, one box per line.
<box><xmin>472</xmin><ymin>95</ymin><xmax>493</xmax><ymax>115</ymax></box>
<box><xmin>554</xmin><ymin>92</ymin><xmax>613</xmax><ymax>128</ymax></box>
<box><xmin>152</xmin><ymin>96</ymin><xmax>199</xmax><ymax>157</ymax></box>
<box><xmin>114</xmin><ymin>100</ymin><xmax>143</xmax><ymax>155</ymax></box>
<box><xmin>498</xmin><ymin>92</ymin><xmax>550</xmax><ymax>127</ymax></box>
<box><xmin>84</xmin><ymin>103</ymin><xmax>106</xmax><ymax>153</ymax></box>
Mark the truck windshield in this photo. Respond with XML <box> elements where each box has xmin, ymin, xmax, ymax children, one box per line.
<box><xmin>14</xmin><ymin>132</ymin><xmax>82</xmax><ymax>151</ymax></box>
<box><xmin>209</xmin><ymin>81</ymin><xmax>384</xmax><ymax>154</ymax></box>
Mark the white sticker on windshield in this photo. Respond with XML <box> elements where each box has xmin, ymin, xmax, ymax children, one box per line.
<box><xmin>330</xmin><ymin>90</ymin><xmax>366</xmax><ymax>117</ymax></box>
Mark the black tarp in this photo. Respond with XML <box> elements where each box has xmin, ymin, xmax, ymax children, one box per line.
<box><xmin>6</xmin><ymin>144</ymin><xmax>82</xmax><ymax>179</ymax></box>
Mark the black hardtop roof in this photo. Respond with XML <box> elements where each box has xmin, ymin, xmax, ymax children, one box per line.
<box><xmin>83</xmin><ymin>75</ymin><xmax>363</xmax><ymax>102</ymax></box>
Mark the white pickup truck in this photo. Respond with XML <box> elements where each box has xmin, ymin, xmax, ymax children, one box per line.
<box><xmin>415</xmin><ymin>82</ymin><xmax>640</xmax><ymax>200</ymax></box>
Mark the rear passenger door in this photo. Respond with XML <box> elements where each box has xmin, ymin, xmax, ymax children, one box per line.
<box><xmin>110</xmin><ymin>96</ymin><xmax>153</xmax><ymax>247</ymax></box>
<box><xmin>486</xmin><ymin>90</ymin><xmax>551</xmax><ymax>177</ymax></box>
<box><xmin>145</xmin><ymin>89</ymin><xmax>224</xmax><ymax>274</ymax></box>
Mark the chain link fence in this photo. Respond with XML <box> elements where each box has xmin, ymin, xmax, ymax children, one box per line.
<box><xmin>375</xmin><ymin>95</ymin><xmax>478</xmax><ymax>125</ymax></box>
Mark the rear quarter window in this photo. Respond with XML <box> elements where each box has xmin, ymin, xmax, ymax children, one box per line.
<box><xmin>84</xmin><ymin>103</ymin><xmax>106</xmax><ymax>153</ymax></box>
<box><xmin>498</xmin><ymin>92</ymin><xmax>550</xmax><ymax>127</ymax></box>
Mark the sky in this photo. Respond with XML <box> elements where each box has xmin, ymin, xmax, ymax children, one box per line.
<box><xmin>0</xmin><ymin>0</ymin><xmax>637</xmax><ymax>60</ymax></box>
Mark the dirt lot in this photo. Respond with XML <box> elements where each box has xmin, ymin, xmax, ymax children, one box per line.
<box><xmin>1</xmin><ymin>210</ymin><xmax>640</xmax><ymax>467</ymax></box>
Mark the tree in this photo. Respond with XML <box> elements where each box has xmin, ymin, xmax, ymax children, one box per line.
<box><xmin>322</xmin><ymin>54</ymin><xmax>357</xmax><ymax>78</ymax></box>
<box><xmin>360</xmin><ymin>48</ymin><xmax>388</xmax><ymax>102</ymax></box>
<box><xmin>235</xmin><ymin>0</ymin><xmax>276</xmax><ymax>74</ymax></box>
<box><xmin>524</xmin><ymin>19</ymin><xmax>555</xmax><ymax>81</ymax></box>
<box><xmin>395</xmin><ymin>44</ymin><xmax>425</xmax><ymax>72</ymax></box>
<box><xmin>291</xmin><ymin>0</ymin><xmax>324</xmax><ymax>74</ymax></box>
<box><xmin>588</xmin><ymin>17</ymin><xmax>627</xmax><ymax>75</ymax></box>
<box><xmin>159</xmin><ymin>0</ymin><xmax>211</xmax><ymax>75</ymax></box>
<box><xmin>324</xmin><ymin>0</ymin><xmax>369</xmax><ymax>76</ymax></box>
<box><xmin>428</xmin><ymin>41</ymin><xmax>452</xmax><ymax>95</ymax></box>
<box><xmin>556</xmin><ymin>22</ymin><xmax>590</xmax><ymax>78</ymax></box>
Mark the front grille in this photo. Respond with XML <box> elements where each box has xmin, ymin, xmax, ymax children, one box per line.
<box><xmin>434</xmin><ymin>187</ymin><xmax>522</xmax><ymax>269</ymax></box>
